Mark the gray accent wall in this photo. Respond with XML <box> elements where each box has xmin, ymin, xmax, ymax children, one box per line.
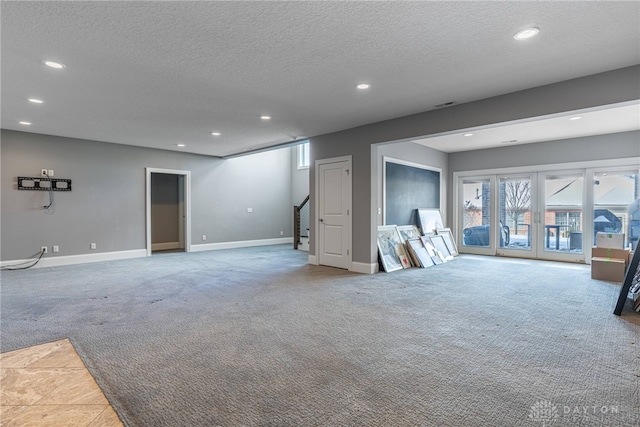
<box><xmin>309</xmin><ymin>66</ymin><xmax>640</xmax><ymax>266</ymax></box>
<box><xmin>372</xmin><ymin>141</ymin><xmax>448</xmax><ymax>265</ymax></box>
<box><xmin>374</xmin><ymin>142</ymin><xmax>448</xmax><ymax>228</ymax></box>
<box><xmin>1</xmin><ymin>130</ymin><xmax>296</xmax><ymax>261</ymax></box>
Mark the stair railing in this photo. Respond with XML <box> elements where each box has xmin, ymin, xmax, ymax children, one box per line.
<box><xmin>294</xmin><ymin>195</ymin><xmax>310</xmax><ymax>249</ymax></box>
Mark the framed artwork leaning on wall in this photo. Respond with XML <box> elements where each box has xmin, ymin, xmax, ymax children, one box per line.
<box><xmin>436</xmin><ymin>228</ymin><xmax>459</xmax><ymax>257</ymax></box>
<box><xmin>377</xmin><ymin>225</ymin><xmax>411</xmax><ymax>272</ymax></box>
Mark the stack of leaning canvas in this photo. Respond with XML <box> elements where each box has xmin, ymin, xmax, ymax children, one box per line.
<box><xmin>377</xmin><ymin>218</ymin><xmax>459</xmax><ymax>272</ymax></box>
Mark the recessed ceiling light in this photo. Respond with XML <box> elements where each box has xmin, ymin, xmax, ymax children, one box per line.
<box><xmin>569</xmin><ymin>116</ymin><xmax>582</xmax><ymax>120</ymax></box>
<box><xmin>28</xmin><ymin>98</ymin><xmax>44</xmax><ymax>104</ymax></box>
<box><xmin>356</xmin><ymin>83</ymin><xmax>371</xmax><ymax>90</ymax></box>
<box><xmin>464</xmin><ymin>133</ymin><xmax>473</xmax><ymax>137</ymax></box>
<box><xmin>43</xmin><ymin>60</ymin><xmax>66</xmax><ymax>69</ymax></box>
<box><xmin>514</xmin><ymin>27</ymin><xmax>540</xmax><ymax>40</ymax></box>
<box><xmin>211</xmin><ymin>132</ymin><xmax>221</xmax><ymax>136</ymax></box>
<box><xmin>260</xmin><ymin>115</ymin><xmax>271</xmax><ymax>120</ymax></box>
<box><xmin>501</xmin><ymin>139</ymin><xmax>519</xmax><ymax>144</ymax></box>
<box><xmin>19</xmin><ymin>121</ymin><xmax>32</xmax><ymax>125</ymax></box>
<box><xmin>176</xmin><ymin>143</ymin><xmax>186</xmax><ymax>147</ymax></box>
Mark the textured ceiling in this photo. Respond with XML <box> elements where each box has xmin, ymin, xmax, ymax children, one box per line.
<box><xmin>2</xmin><ymin>1</ymin><xmax>639</xmax><ymax>157</ymax></box>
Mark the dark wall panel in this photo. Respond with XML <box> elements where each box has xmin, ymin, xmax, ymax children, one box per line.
<box><xmin>385</xmin><ymin>160</ymin><xmax>439</xmax><ymax>226</ymax></box>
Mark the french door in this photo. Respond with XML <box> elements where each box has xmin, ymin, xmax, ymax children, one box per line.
<box><xmin>456</xmin><ymin>161</ymin><xmax>640</xmax><ymax>263</ymax></box>
<box><xmin>591</xmin><ymin>167</ymin><xmax>639</xmax><ymax>252</ymax></box>
<box><xmin>459</xmin><ymin>177</ymin><xmax>494</xmax><ymax>255</ymax></box>
<box><xmin>457</xmin><ymin>171</ymin><xmax>587</xmax><ymax>262</ymax></box>
<box><xmin>538</xmin><ymin>171</ymin><xmax>585</xmax><ymax>262</ymax></box>
<box><xmin>496</xmin><ymin>174</ymin><xmax>537</xmax><ymax>259</ymax></box>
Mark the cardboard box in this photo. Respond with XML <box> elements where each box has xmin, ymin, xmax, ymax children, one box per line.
<box><xmin>595</xmin><ymin>232</ymin><xmax>624</xmax><ymax>249</ymax></box>
<box><xmin>591</xmin><ymin>257</ymin><xmax>627</xmax><ymax>283</ymax></box>
<box><xmin>592</xmin><ymin>247</ymin><xmax>630</xmax><ymax>261</ymax></box>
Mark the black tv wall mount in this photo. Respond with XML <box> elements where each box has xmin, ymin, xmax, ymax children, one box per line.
<box><xmin>18</xmin><ymin>176</ymin><xmax>72</xmax><ymax>191</ymax></box>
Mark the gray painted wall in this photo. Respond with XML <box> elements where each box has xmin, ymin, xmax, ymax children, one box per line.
<box><xmin>448</xmin><ymin>131</ymin><xmax>640</xmax><ymax>173</ymax></box>
<box><xmin>309</xmin><ymin>66</ymin><xmax>640</xmax><ymax>266</ymax></box>
<box><xmin>1</xmin><ymin>130</ymin><xmax>296</xmax><ymax>261</ymax></box>
<box><xmin>311</xmin><ymin>135</ymin><xmax>371</xmax><ymax>263</ymax></box>
<box><xmin>291</xmin><ymin>144</ymin><xmax>310</xmax><ymax>206</ymax></box>
<box><xmin>151</xmin><ymin>173</ymin><xmax>179</xmax><ymax>244</ymax></box>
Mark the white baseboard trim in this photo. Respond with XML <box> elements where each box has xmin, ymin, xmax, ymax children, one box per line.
<box><xmin>1</xmin><ymin>249</ymin><xmax>147</xmax><ymax>269</ymax></box>
<box><xmin>350</xmin><ymin>261</ymin><xmax>378</xmax><ymax>274</ymax></box>
<box><xmin>190</xmin><ymin>237</ymin><xmax>293</xmax><ymax>252</ymax></box>
<box><xmin>305</xmin><ymin>256</ymin><xmax>374</xmax><ymax>274</ymax></box>
<box><xmin>152</xmin><ymin>241</ymin><xmax>181</xmax><ymax>251</ymax></box>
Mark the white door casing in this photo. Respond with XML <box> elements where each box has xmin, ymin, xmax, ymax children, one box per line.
<box><xmin>316</xmin><ymin>157</ymin><xmax>352</xmax><ymax>270</ymax></box>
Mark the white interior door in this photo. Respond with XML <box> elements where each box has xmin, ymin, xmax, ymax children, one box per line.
<box><xmin>317</xmin><ymin>159</ymin><xmax>351</xmax><ymax>269</ymax></box>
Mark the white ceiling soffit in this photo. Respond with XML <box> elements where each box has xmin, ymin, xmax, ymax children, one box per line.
<box><xmin>1</xmin><ymin>2</ymin><xmax>639</xmax><ymax>157</ymax></box>
<box><xmin>413</xmin><ymin>102</ymin><xmax>640</xmax><ymax>153</ymax></box>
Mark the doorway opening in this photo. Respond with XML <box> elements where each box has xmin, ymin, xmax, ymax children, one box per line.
<box><xmin>145</xmin><ymin>168</ymin><xmax>191</xmax><ymax>256</ymax></box>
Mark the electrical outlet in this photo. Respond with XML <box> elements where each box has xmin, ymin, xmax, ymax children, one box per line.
<box><xmin>52</xmin><ymin>245</ymin><xmax>59</xmax><ymax>253</ymax></box>
<box><xmin>48</xmin><ymin>169</ymin><xmax>54</xmax><ymax>177</ymax></box>
<box><xmin>41</xmin><ymin>169</ymin><xmax>48</xmax><ymax>177</ymax></box>
<box><xmin>41</xmin><ymin>246</ymin><xmax>48</xmax><ymax>253</ymax></box>
<box><xmin>247</xmin><ymin>208</ymin><xmax>253</xmax><ymax>213</ymax></box>
<box><xmin>90</xmin><ymin>243</ymin><xmax>97</xmax><ymax>250</ymax></box>
<box><xmin>280</xmin><ymin>231</ymin><xmax>283</xmax><ymax>236</ymax></box>
<box><xmin>202</xmin><ymin>235</ymin><xmax>206</xmax><ymax>241</ymax></box>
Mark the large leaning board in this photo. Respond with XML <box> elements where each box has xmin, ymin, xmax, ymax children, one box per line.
<box><xmin>384</xmin><ymin>158</ymin><xmax>440</xmax><ymax>226</ymax></box>
<box><xmin>614</xmin><ymin>248</ymin><xmax>640</xmax><ymax>315</ymax></box>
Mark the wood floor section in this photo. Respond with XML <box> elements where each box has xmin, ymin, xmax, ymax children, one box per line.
<box><xmin>0</xmin><ymin>339</ymin><xmax>122</xmax><ymax>426</ymax></box>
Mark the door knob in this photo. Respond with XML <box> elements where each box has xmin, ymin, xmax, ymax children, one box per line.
<box><xmin>319</xmin><ymin>218</ymin><xmax>324</xmax><ymax>223</ymax></box>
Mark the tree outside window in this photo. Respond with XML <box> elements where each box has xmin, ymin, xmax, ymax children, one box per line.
<box><xmin>504</xmin><ymin>180</ymin><xmax>531</xmax><ymax>235</ymax></box>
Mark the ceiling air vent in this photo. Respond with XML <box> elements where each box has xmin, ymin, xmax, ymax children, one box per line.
<box><xmin>435</xmin><ymin>101</ymin><xmax>457</xmax><ymax>108</ymax></box>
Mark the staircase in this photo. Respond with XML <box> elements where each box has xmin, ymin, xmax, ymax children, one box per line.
<box><xmin>294</xmin><ymin>195</ymin><xmax>309</xmax><ymax>251</ymax></box>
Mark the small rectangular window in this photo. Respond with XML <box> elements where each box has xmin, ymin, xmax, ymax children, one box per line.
<box><xmin>297</xmin><ymin>142</ymin><xmax>310</xmax><ymax>169</ymax></box>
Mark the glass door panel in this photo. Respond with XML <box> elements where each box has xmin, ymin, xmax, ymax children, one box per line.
<box><xmin>593</xmin><ymin>170</ymin><xmax>639</xmax><ymax>250</ymax></box>
<box><xmin>539</xmin><ymin>172</ymin><xmax>584</xmax><ymax>262</ymax></box>
<box><xmin>460</xmin><ymin>178</ymin><xmax>493</xmax><ymax>253</ymax></box>
<box><xmin>498</xmin><ymin>175</ymin><xmax>534</xmax><ymax>254</ymax></box>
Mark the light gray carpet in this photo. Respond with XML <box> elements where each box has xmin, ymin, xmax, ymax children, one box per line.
<box><xmin>1</xmin><ymin>245</ymin><xmax>639</xmax><ymax>426</ymax></box>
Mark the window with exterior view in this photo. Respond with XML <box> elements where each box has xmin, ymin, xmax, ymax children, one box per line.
<box><xmin>297</xmin><ymin>142</ymin><xmax>310</xmax><ymax>169</ymax></box>
<box><xmin>499</xmin><ymin>177</ymin><xmax>532</xmax><ymax>250</ymax></box>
